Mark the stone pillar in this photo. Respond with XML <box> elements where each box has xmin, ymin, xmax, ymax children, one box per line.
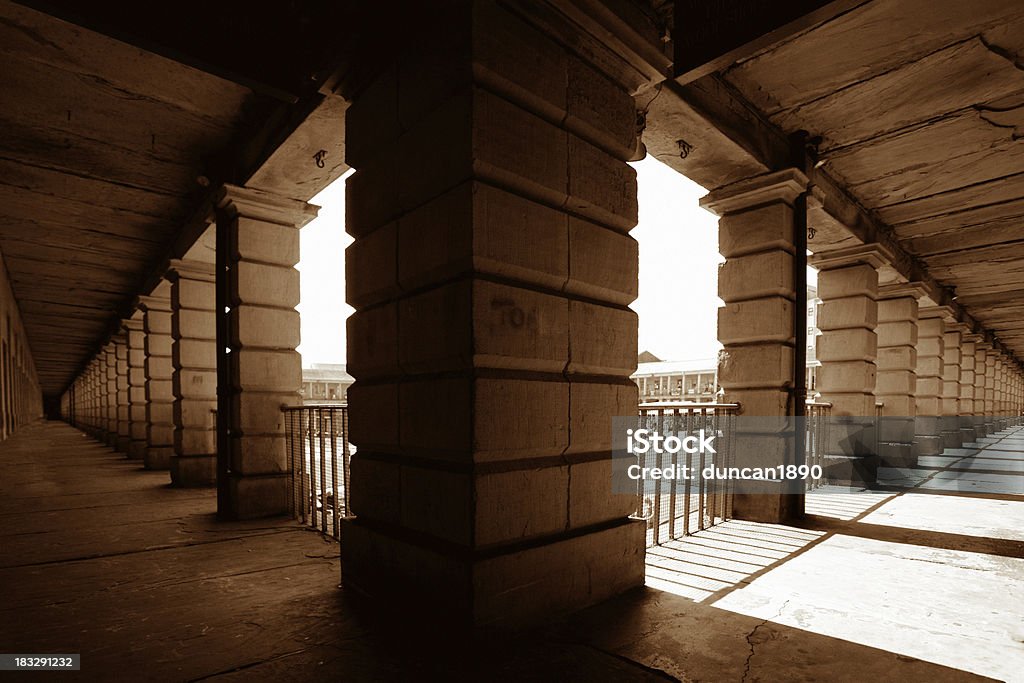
<box><xmin>95</xmin><ymin>354</ymin><xmax>107</xmax><ymax>441</ymax></box>
<box><xmin>90</xmin><ymin>360</ymin><xmax>100</xmax><ymax>437</ymax></box>
<box><xmin>105</xmin><ymin>344</ymin><xmax>118</xmax><ymax>447</ymax></box>
<box><xmin>114</xmin><ymin>334</ymin><xmax>131</xmax><ymax>453</ymax></box>
<box><xmin>1003</xmin><ymin>358</ymin><xmax>1013</xmax><ymax>424</ymax></box>
<box><xmin>992</xmin><ymin>355</ymin><xmax>1004</xmax><ymax>429</ymax></box>
<box><xmin>215</xmin><ymin>186</ymin><xmax>314</xmax><ymax>518</ymax></box>
<box><xmin>169</xmin><ymin>259</ymin><xmax>218</xmax><ymax>487</ymax></box>
<box><xmin>960</xmin><ymin>336</ymin><xmax>978</xmax><ymax>442</ymax></box>
<box><xmin>82</xmin><ymin>363</ymin><xmax>92</xmax><ymax>435</ymax></box>
<box><xmin>339</xmin><ymin>1</ymin><xmax>663</xmax><ymax>628</ymax></box>
<box><xmin>704</xmin><ymin>169</ymin><xmax>807</xmax><ymax>523</ymax></box>
<box><xmin>941</xmin><ymin>325</ymin><xmax>963</xmax><ymax>449</ymax></box>
<box><xmin>1011</xmin><ymin>368</ymin><xmax>1019</xmax><ymax>421</ymax></box>
<box><xmin>1014</xmin><ymin>369</ymin><xmax>1019</xmax><ymax>420</ymax></box>
<box><xmin>140</xmin><ymin>287</ymin><xmax>175</xmax><ymax>470</ymax></box>
<box><xmin>82</xmin><ymin>365</ymin><xmax>91</xmax><ymax>434</ymax></box>
<box><xmin>980</xmin><ymin>345</ymin><xmax>995</xmax><ymax>434</ymax></box>
<box><xmin>875</xmin><ymin>285</ymin><xmax>919</xmax><ymax>468</ymax></box>
<box><xmin>914</xmin><ymin>308</ymin><xmax>945</xmax><ymax>459</ymax></box>
<box><xmin>1000</xmin><ymin>357</ymin><xmax>1011</xmax><ymax>424</ymax></box>
<box><xmin>125</xmin><ymin>316</ymin><xmax>148</xmax><ymax>459</ymax></box>
<box><xmin>811</xmin><ymin>246</ymin><xmax>887</xmax><ymax>486</ymax></box>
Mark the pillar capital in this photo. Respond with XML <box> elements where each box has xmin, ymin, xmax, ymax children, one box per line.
<box><xmin>809</xmin><ymin>242</ymin><xmax>895</xmax><ymax>271</ymax></box>
<box><xmin>167</xmin><ymin>259</ymin><xmax>215</xmax><ymax>283</ymax></box>
<box><xmin>216</xmin><ymin>184</ymin><xmax>319</xmax><ymax>228</ymax></box>
<box><xmin>137</xmin><ymin>293</ymin><xmax>171</xmax><ymax>312</ymax></box>
<box><xmin>877</xmin><ymin>281</ymin><xmax>929</xmax><ymax>301</ymax></box>
<box><xmin>919</xmin><ymin>304</ymin><xmax>957</xmax><ymax>321</ymax></box>
<box><xmin>700</xmin><ymin>168</ymin><xmax>809</xmax><ymax>216</ymax></box>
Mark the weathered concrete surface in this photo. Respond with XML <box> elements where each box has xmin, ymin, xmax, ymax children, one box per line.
<box><xmin>2</xmin><ymin>422</ymin><xmax>1019</xmax><ymax>681</ymax></box>
<box><xmin>0</xmin><ymin>423</ymin><xmax>674</xmax><ymax>681</ymax></box>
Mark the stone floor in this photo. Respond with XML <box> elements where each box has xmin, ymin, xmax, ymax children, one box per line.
<box><xmin>1</xmin><ymin>421</ymin><xmax>1021</xmax><ymax>681</ymax></box>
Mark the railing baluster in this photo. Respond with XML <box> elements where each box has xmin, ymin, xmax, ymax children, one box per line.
<box><xmin>300</xmin><ymin>409</ymin><xmax>309</xmax><ymax>525</ymax></box>
<box><xmin>281</xmin><ymin>404</ymin><xmax>351</xmax><ymax>540</ymax></box>
<box><xmin>330</xmin><ymin>409</ymin><xmax>340</xmax><ymax>540</ymax></box>
<box><xmin>318</xmin><ymin>408</ymin><xmax>328</xmax><ymax>535</ymax></box>
<box><xmin>666</xmin><ymin>408</ymin><xmax>677</xmax><ymax>541</ymax></box>
<box><xmin>637</xmin><ymin>401</ymin><xmax>738</xmax><ymax>547</ymax></box>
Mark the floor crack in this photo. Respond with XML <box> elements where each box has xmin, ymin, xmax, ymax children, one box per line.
<box><xmin>740</xmin><ymin>599</ymin><xmax>789</xmax><ymax>683</ymax></box>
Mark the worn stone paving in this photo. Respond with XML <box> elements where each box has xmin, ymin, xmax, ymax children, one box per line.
<box><xmin>1</xmin><ymin>422</ymin><xmax>1015</xmax><ymax>681</ymax></box>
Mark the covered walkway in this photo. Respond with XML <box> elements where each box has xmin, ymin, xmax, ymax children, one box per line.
<box><xmin>0</xmin><ymin>421</ymin><xmax>361</xmax><ymax>680</ymax></box>
<box><xmin>3</xmin><ymin>421</ymin><xmax>1021</xmax><ymax>681</ymax></box>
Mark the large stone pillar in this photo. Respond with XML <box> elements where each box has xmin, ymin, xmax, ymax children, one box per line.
<box><xmin>999</xmin><ymin>356</ymin><xmax>1011</xmax><ymax>425</ymax></box>
<box><xmin>90</xmin><ymin>360</ymin><xmax>100</xmax><ymax>437</ymax></box>
<box><xmin>82</xmin><ymin>363</ymin><xmax>93</xmax><ymax>435</ymax></box>
<box><xmin>339</xmin><ymin>1</ymin><xmax>662</xmax><ymax>628</ymax></box>
<box><xmin>169</xmin><ymin>258</ymin><xmax>218</xmax><ymax>487</ymax></box>
<box><xmin>993</xmin><ymin>355</ymin><xmax>1004</xmax><ymax>429</ymax></box>
<box><xmin>941</xmin><ymin>325</ymin><xmax>963</xmax><ymax>449</ymax></box>
<box><xmin>1011</xmin><ymin>368</ymin><xmax>1019</xmax><ymax>421</ymax></box>
<box><xmin>104</xmin><ymin>343</ymin><xmax>118</xmax><ymax>447</ymax></box>
<box><xmin>915</xmin><ymin>308</ymin><xmax>945</xmax><ymax>459</ymax></box>
<box><xmin>977</xmin><ymin>344</ymin><xmax>993</xmax><ymax>435</ymax></box>
<box><xmin>214</xmin><ymin>186</ymin><xmax>314</xmax><ymax>518</ymax></box>
<box><xmin>114</xmin><ymin>334</ymin><xmax>131</xmax><ymax>453</ymax></box>
<box><xmin>140</xmin><ymin>286</ymin><xmax>175</xmax><ymax>470</ymax></box>
<box><xmin>705</xmin><ymin>168</ymin><xmax>807</xmax><ymax>523</ymax></box>
<box><xmin>95</xmin><ymin>354</ymin><xmax>107</xmax><ymax>441</ymax></box>
<box><xmin>960</xmin><ymin>336</ymin><xmax>978</xmax><ymax>442</ymax></box>
<box><xmin>875</xmin><ymin>285</ymin><xmax>919</xmax><ymax>468</ymax></box>
<box><xmin>811</xmin><ymin>246</ymin><xmax>886</xmax><ymax>485</ymax></box>
<box><xmin>124</xmin><ymin>316</ymin><xmax>148</xmax><ymax>459</ymax></box>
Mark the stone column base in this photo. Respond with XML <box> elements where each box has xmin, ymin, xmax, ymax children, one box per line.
<box><xmin>128</xmin><ymin>439</ymin><xmax>147</xmax><ymax>459</ymax></box>
<box><xmin>170</xmin><ymin>454</ymin><xmax>216</xmax><ymax>487</ymax></box>
<box><xmin>221</xmin><ymin>473</ymin><xmax>289</xmax><ymax>519</ymax></box>
<box><xmin>340</xmin><ymin>518</ymin><xmax>644</xmax><ymax>630</ymax></box>
<box><xmin>940</xmin><ymin>416</ymin><xmax>962</xmax><ymax>449</ymax></box>
<box><xmin>145</xmin><ymin>446</ymin><xmax>173</xmax><ymax>470</ymax></box>
<box><xmin>823</xmin><ymin>454</ymin><xmax>880</xmax><ymax>487</ymax></box>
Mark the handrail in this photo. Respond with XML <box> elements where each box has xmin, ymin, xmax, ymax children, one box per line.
<box><xmin>639</xmin><ymin>401</ymin><xmax>739</xmax><ymax>410</ymax></box>
<box><xmin>283</xmin><ymin>403</ymin><xmax>347</xmax><ymax>411</ymax></box>
<box><xmin>282</xmin><ymin>404</ymin><xmax>351</xmax><ymax>541</ymax></box>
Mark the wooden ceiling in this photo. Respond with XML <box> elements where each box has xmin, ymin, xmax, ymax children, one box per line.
<box><xmin>720</xmin><ymin>0</ymin><xmax>1024</xmax><ymax>354</ymax></box>
<box><xmin>0</xmin><ymin>0</ymin><xmax>253</xmax><ymax>396</ymax></box>
<box><xmin>0</xmin><ymin>0</ymin><xmax>357</xmax><ymax>399</ymax></box>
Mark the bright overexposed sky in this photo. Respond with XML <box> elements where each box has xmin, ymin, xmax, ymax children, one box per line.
<box><xmin>296</xmin><ymin>157</ymin><xmax>727</xmax><ymax>367</ymax></box>
<box><xmin>296</xmin><ymin>169</ymin><xmax>353</xmax><ymax>365</ymax></box>
<box><xmin>630</xmin><ymin>156</ymin><xmax>723</xmax><ymax>361</ymax></box>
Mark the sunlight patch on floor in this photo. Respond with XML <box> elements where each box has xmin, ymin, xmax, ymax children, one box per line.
<box><xmin>644</xmin><ymin>520</ymin><xmax>824</xmax><ymax>601</ymax></box>
<box><xmin>710</xmin><ymin>533</ymin><xmax>1024</xmax><ymax>682</ymax></box>
<box><xmin>859</xmin><ymin>492</ymin><xmax>1024</xmax><ymax>541</ymax></box>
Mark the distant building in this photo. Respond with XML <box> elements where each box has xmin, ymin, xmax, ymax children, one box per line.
<box><xmin>301</xmin><ymin>364</ymin><xmax>353</xmax><ymax>404</ymax></box>
<box><xmin>632</xmin><ymin>356</ymin><xmax>719</xmax><ymax>404</ymax></box>
<box><xmin>635</xmin><ymin>286</ymin><xmax>822</xmax><ymax>404</ymax></box>
<box><xmin>807</xmin><ymin>285</ymin><xmax>822</xmax><ymax>398</ymax></box>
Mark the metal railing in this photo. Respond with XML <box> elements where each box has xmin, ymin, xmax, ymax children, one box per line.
<box><xmin>634</xmin><ymin>402</ymin><xmax>738</xmax><ymax>547</ymax></box>
<box><xmin>283</xmin><ymin>405</ymin><xmax>351</xmax><ymax>540</ymax></box>
<box><xmin>805</xmin><ymin>401</ymin><xmax>832</xmax><ymax>490</ymax></box>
